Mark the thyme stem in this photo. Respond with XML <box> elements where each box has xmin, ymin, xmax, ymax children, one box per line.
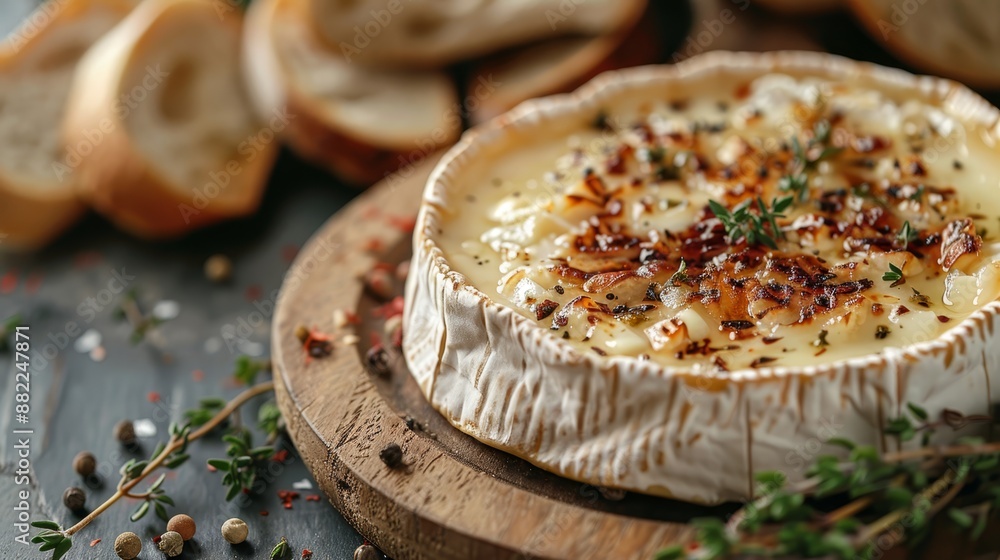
<box><xmin>64</xmin><ymin>381</ymin><xmax>274</xmax><ymax>537</ymax></box>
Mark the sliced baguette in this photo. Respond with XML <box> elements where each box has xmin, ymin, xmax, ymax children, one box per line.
<box><xmin>0</xmin><ymin>0</ymin><xmax>133</xmax><ymax>251</ymax></box>
<box><xmin>64</xmin><ymin>0</ymin><xmax>276</xmax><ymax>239</ymax></box>
<box><xmin>848</xmin><ymin>0</ymin><xmax>1000</xmax><ymax>89</ymax></box>
<box><xmin>466</xmin><ymin>0</ymin><xmax>656</xmax><ymax>124</ymax></box>
<box><xmin>302</xmin><ymin>0</ymin><xmax>646</xmax><ymax>68</ymax></box>
<box><xmin>243</xmin><ymin>0</ymin><xmax>459</xmax><ymax>185</ymax></box>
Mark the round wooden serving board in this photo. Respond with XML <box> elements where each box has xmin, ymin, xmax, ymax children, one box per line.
<box><xmin>271</xmin><ymin>153</ymin><xmax>733</xmax><ymax>560</ymax></box>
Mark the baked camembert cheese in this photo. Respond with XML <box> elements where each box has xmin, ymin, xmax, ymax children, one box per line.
<box><xmin>441</xmin><ymin>73</ymin><xmax>999</xmax><ymax>370</ymax></box>
<box><xmin>404</xmin><ymin>52</ymin><xmax>1000</xmax><ymax>503</ymax></box>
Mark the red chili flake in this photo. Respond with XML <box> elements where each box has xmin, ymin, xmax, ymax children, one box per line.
<box><xmin>207</xmin><ymin>464</ymin><xmax>218</xmax><ymax>473</ymax></box>
<box><xmin>302</xmin><ymin>549</ymin><xmax>314</xmax><ymax>559</ymax></box>
<box><xmin>245</xmin><ymin>284</ymin><xmax>262</xmax><ymax>302</ymax></box>
<box><xmin>373</xmin><ymin>296</ymin><xmax>405</xmax><ymax>319</ymax></box>
<box><xmin>281</xmin><ymin>244</ymin><xmax>300</xmax><ymax>263</ymax></box>
<box><xmin>363</xmin><ymin>238</ymin><xmax>384</xmax><ymax>253</ymax></box>
<box><xmin>72</xmin><ymin>251</ymin><xmax>102</xmax><ymax>269</ymax></box>
<box><xmin>192</xmin><ymin>369</ymin><xmax>205</xmax><ymax>382</ymax></box>
<box><xmin>0</xmin><ymin>271</ymin><xmax>17</xmax><ymax>294</ymax></box>
<box><xmin>279</xmin><ymin>489</ymin><xmax>300</xmax><ymax>510</ymax></box>
<box><xmin>152</xmin><ymin>535</ymin><xmax>162</xmax><ymax>544</ymax></box>
<box><xmin>24</xmin><ymin>273</ymin><xmax>42</xmax><ymax>294</ymax></box>
<box><xmin>90</xmin><ymin>539</ymin><xmax>101</xmax><ymax>547</ymax></box>
<box><xmin>273</xmin><ymin>449</ymin><xmax>290</xmax><ymax>463</ymax></box>
<box><xmin>306</xmin><ymin>494</ymin><xmax>321</xmax><ymax>502</ymax></box>
<box><xmin>147</xmin><ymin>391</ymin><xmax>161</xmax><ymax>403</ymax></box>
<box><xmin>260</xmin><ymin>510</ymin><xmax>269</xmax><ymax>516</ymax></box>
<box><xmin>302</xmin><ymin>328</ymin><xmax>334</xmax><ymax>360</ymax></box>
<box><xmin>387</xmin><ymin>215</ymin><xmax>417</xmax><ymax>233</ymax></box>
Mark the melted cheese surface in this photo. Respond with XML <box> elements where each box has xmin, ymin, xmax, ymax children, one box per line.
<box><xmin>437</xmin><ymin>74</ymin><xmax>1000</xmax><ymax>371</ymax></box>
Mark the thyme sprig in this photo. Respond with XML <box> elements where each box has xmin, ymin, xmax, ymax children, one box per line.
<box><xmin>779</xmin><ymin>120</ymin><xmax>843</xmax><ymax>203</ymax></box>
<box><xmin>207</xmin><ymin>428</ymin><xmax>275</xmax><ymax>501</ymax></box>
<box><xmin>654</xmin><ymin>404</ymin><xmax>1000</xmax><ymax>559</ymax></box>
<box><xmin>30</xmin><ymin>381</ymin><xmax>277</xmax><ymax>560</ymax></box>
<box><xmin>896</xmin><ymin>220</ymin><xmax>919</xmax><ymax>250</ymax></box>
<box><xmin>709</xmin><ymin>196</ymin><xmax>794</xmax><ymax>250</ymax></box>
<box><xmin>882</xmin><ymin>263</ymin><xmax>905</xmax><ymax>287</ymax></box>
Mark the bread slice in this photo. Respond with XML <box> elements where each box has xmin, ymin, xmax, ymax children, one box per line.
<box><xmin>243</xmin><ymin>0</ymin><xmax>459</xmax><ymax>185</ymax></box>
<box><xmin>848</xmin><ymin>0</ymin><xmax>1000</xmax><ymax>89</ymax></box>
<box><xmin>301</xmin><ymin>0</ymin><xmax>646</xmax><ymax>68</ymax></box>
<box><xmin>0</xmin><ymin>0</ymin><xmax>133</xmax><ymax>251</ymax></box>
<box><xmin>64</xmin><ymin>0</ymin><xmax>276</xmax><ymax>239</ymax></box>
<box><xmin>466</xmin><ymin>0</ymin><xmax>657</xmax><ymax>124</ymax></box>
<box><xmin>679</xmin><ymin>0</ymin><xmax>823</xmax><ymax>57</ymax></box>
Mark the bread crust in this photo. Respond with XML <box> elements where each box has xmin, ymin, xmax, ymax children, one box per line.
<box><xmin>64</xmin><ymin>0</ymin><xmax>276</xmax><ymax>238</ymax></box>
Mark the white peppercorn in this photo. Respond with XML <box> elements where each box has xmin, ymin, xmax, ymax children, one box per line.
<box><xmin>158</xmin><ymin>531</ymin><xmax>184</xmax><ymax>557</ymax></box>
<box><xmin>221</xmin><ymin>517</ymin><xmax>249</xmax><ymax>544</ymax></box>
<box><xmin>114</xmin><ymin>532</ymin><xmax>142</xmax><ymax>559</ymax></box>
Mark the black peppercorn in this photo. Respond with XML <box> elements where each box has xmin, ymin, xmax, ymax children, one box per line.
<box><xmin>379</xmin><ymin>443</ymin><xmax>404</xmax><ymax>469</ymax></box>
<box><xmin>365</xmin><ymin>345</ymin><xmax>391</xmax><ymax>377</ymax></box>
<box><xmin>63</xmin><ymin>487</ymin><xmax>86</xmax><ymax>511</ymax></box>
<box><xmin>73</xmin><ymin>451</ymin><xmax>97</xmax><ymax>477</ymax></box>
<box><xmin>114</xmin><ymin>420</ymin><xmax>136</xmax><ymax>445</ymax></box>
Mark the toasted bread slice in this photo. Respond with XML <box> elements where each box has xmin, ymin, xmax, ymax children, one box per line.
<box><xmin>467</xmin><ymin>0</ymin><xmax>661</xmax><ymax>124</ymax></box>
<box><xmin>0</xmin><ymin>0</ymin><xmax>133</xmax><ymax>251</ymax></box>
<box><xmin>848</xmin><ymin>0</ymin><xmax>1000</xmax><ymax>89</ymax></box>
<box><xmin>244</xmin><ymin>0</ymin><xmax>459</xmax><ymax>185</ymax></box>
<box><xmin>64</xmin><ymin>0</ymin><xmax>276</xmax><ymax>239</ymax></box>
<box><xmin>679</xmin><ymin>0</ymin><xmax>823</xmax><ymax>57</ymax></box>
<box><xmin>301</xmin><ymin>0</ymin><xmax>646</xmax><ymax>67</ymax></box>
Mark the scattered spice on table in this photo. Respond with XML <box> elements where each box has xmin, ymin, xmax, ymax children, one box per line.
<box><xmin>278</xmin><ymin>489</ymin><xmax>300</xmax><ymax>509</ymax></box>
<box><xmin>73</xmin><ymin>451</ymin><xmax>97</xmax><ymax>477</ymax></box>
<box><xmin>365</xmin><ymin>345</ymin><xmax>391</xmax><ymax>377</ymax></box>
<box><xmin>62</xmin><ymin>486</ymin><xmax>86</xmax><ymax>510</ymax></box>
<box><xmin>89</xmin><ymin>539</ymin><xmax>101</xmax><ymax>547</ymax></box>
<box><xmin>302</xmin><ymin>549</ymin><xmax>314</xmax><ymax>559</ymax></box>
<box><xmin>273</xmin><ymin>449</ymin><xmax>291</xmax><ymax>463</ymax></box>
<box><xmin>245</xmin><ymin>284</ymin><xmax>263</xmax><ymax>302</ymax></box>
<box><xmin>305</xmin><ymin>494</ymin><xmax>321</xmax><ymax>502</ymax></box>
<box><xmin>147</xmin><ymin>391</ymin><xmax>161</xmax><ymax>403</ymax></box>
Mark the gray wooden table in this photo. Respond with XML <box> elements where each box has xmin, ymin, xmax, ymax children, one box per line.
<box><xmin>2</xmin><ymin>1</ymin><xmax>998</xmax><ymax>559</ymax></box>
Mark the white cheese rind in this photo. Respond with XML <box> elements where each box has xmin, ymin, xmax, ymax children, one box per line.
<box><xmin>403</xmin><ymin>51</ymin><xmax>1000</xmax><ymax>503</ymax></box>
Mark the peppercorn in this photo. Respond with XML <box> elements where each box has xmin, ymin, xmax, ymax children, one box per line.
<box><xmin>221</xmin><ymin>517</ymin><xmax>249</xmax><ymax>544</ymax></box>
<box><xmin>365</xmin><ymin>345</ymin><xmax>390</xmax><ymax>377</ymax></box>
<box><xmin>378</xmin><ymin>443</ymin><xmax>404</xmax><ymax>469</ymax></box>
<box><xmin>354</xmin><ymin>543</ymin><xmax>380</xmax><ymax>560</ymax></box>
<box><xmin>73</xmin><ymin>451</ymin><xmax>97</xmax><ymax>477</ymax></box>
<box><xmin>204</xmin><ymin>254</ymin><xmax>233</xmax><ymax>283</ymax></box>
<box><xmin>114</xmin><ymin>532</ymin><xmax>142</xmax><ymax>560</ymax></box>
<box><xmin>63</xmin><ymin>487</ymin><xmax>86</xmax><ymax>511</ymax></box>
<box><xmin>158</xmin><ymin>531</ymin><xmax>184</xmax><ymax>557</ymax></box>
<box><xmin>307</xmin><ymin>338</ymin><xmax>333</xmax><ymax>358</ymax></box>
<box><xmin>167</xmin><ymin>514</ymin><xmax>196</xmax><ymax>541</ymax></box>
<box><xmin>114</xmin><ymin>420</ymin><xmax>136</xmax><ymax>445</ymax></box>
